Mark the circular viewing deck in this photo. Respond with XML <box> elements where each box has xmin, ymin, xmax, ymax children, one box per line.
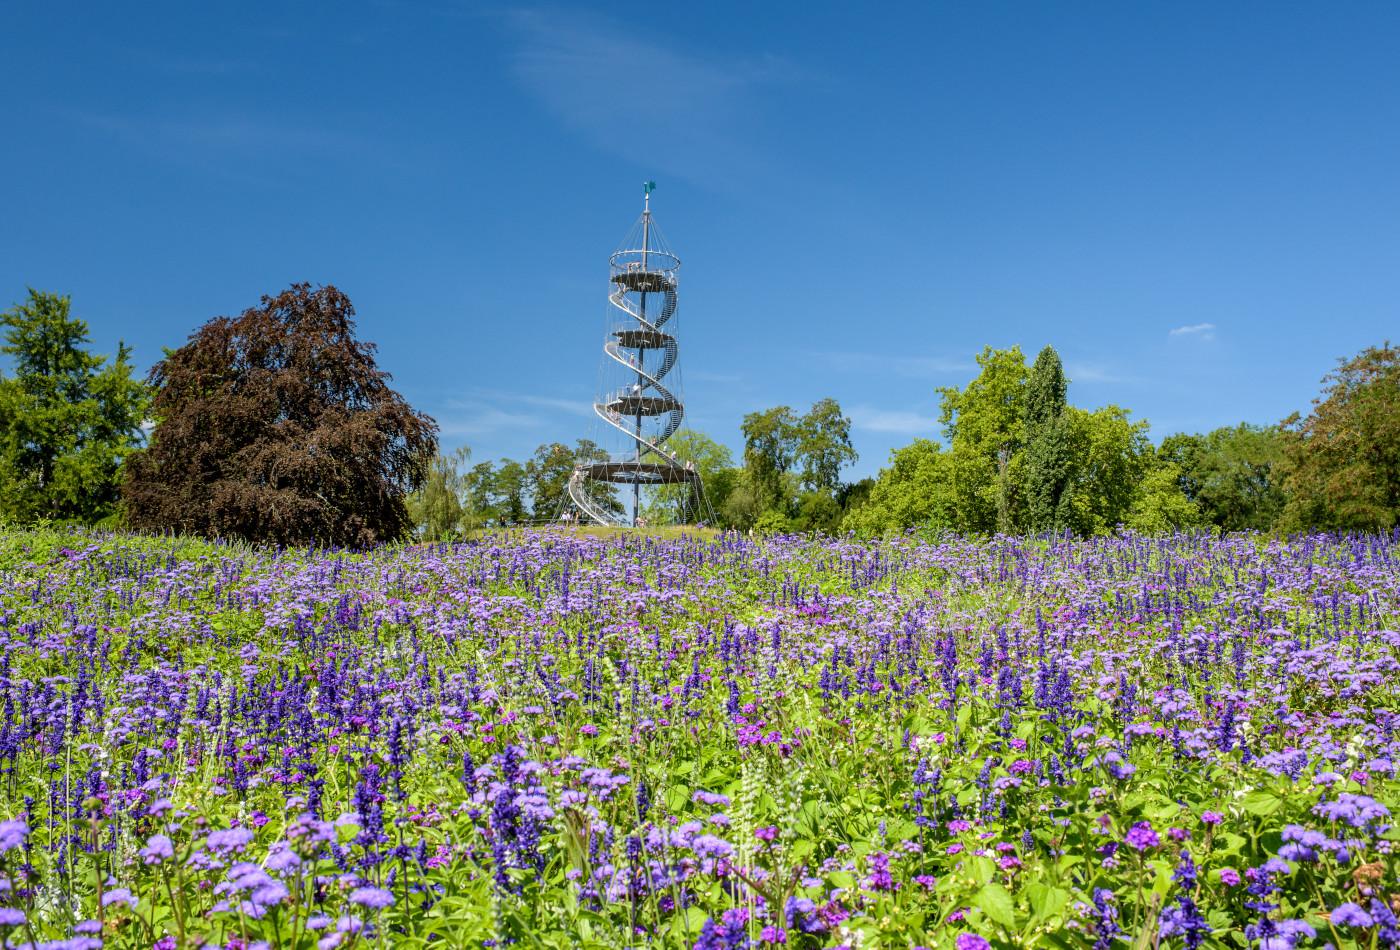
<box><xmin>610</xmin><ymin>270</ymin><xmax>675</xmax><ymax>293</ymax></box>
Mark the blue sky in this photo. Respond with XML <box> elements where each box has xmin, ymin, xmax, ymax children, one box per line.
<box><xmin>3</xmin><ymin>2</ymin><xmax>1398</xmax><ymax>478</ymax></box>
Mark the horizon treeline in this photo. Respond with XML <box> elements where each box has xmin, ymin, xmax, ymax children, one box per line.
<box><xmin>398</xmin><ymin>344</ymin><xmax>1400</xmax><ymax>539</ymax></box>
<box><xmin>1</xmin><ymin>284</ymin><xmax>1397</xmax><ymax>544</ymax></box>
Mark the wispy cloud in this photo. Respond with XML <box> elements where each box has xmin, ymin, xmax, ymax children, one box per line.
<box><xmin>436</xmin><ymin>406</ymin><xmax>545</xmax><ymax>438</ymax></box>
<box><xmin>847</xmin><ymin>406</ymin><xmax>934</xmax><ymax>435</ymax></box>
<box><xmin>1065</xmin><ymin>361</ymin><xmax>1131</xmax><ymax>384</ymax></box>
<box><xmin>1168</xmin><ymin>322</ymin><xmax>1217</xmax><ymax>341</ymax></box>
<box><xmin>446</xmin><ymin>388</ymin><xmax>594</xmax><ymax>418</ymax></box>
<box><xmin>805</xmin><ymin>350</ymin><xmax>975</xmax><ymax>379</ymax></box>
<box><xmin>436</xmin><ymin>387</ymin><xmax>596</xmax><ymax>438</ymax></box>
<box><xmin>501</xmin><ymin>8</ymin><xmax>797</xmax><ymax>185</ymax></box>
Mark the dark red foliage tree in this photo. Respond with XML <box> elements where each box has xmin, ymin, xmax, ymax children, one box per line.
<box><xmin>123</xmin><ymin>283</ymin><xmax>437</xmax><ymax>547</ymax></box>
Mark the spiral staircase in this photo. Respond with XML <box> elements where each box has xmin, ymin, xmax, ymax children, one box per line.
<box><xmin>568</xmin><ymin>185</ymin><xmax>702</xmax><ymax>526</ymax></box>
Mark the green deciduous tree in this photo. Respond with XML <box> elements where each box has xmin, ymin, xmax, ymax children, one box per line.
<box><xmin>937</xmin><ymin>346</ymin><xmax>1030</xmax><ymax>533</ymax></box>
<box><xmin>842</xmin><ymin>439</ymin><xmax>961</xmax><ymax>535</ymax></box>
<box><xmin>1280</xmin><ymin>342</ymin><xmax>1400</xmax><ymax>531</ymax></box>
<box><xmin>1158</xmin><ymin>424</ymin><xmax>1285</xmax><ymax>531</ymax></box>
<box><xmin>1127</xmin><ymin>462</ymin><xmax>1204</xmax><ymax>533</ymax></box>
<box><xmin>643</xmin><ymin>428</ymin><xmax>734</xmax><ymax>524</ymax></box>
<box><xmin>0</xmin><ymin>289</ymin><xmax>148</xmax><ymax>525</ymax></box>
<box><xmin>492</xmin><ymin>459</ymin><xmax>529</xmax><ymax>525</ymax></box>
<box><xmin>741</xmin><ymin>405</ymin><xmax>800</xmax><ymax>516</ymax></box>
<box><xmin>526</xmin><ymin>442</ymin><xmax>578</xmax><ymax>521</ymax></box>
<box><xmin>408</xmin><ymin>446</ymin><xmax>472</xmax><ymax>540</ymax></box>
<box><xmin>796</xmin><ymin>397</ymin><xmax>856</xmax><ymax>493</ymax></box>
<box><xmin>847</xmin><ymin>344</ymin><xmax>1194</xmax><ymax>538</ymax></box>
<box><xmin>1059</xmin><ymin>405</ymin><xmax>1152</xmax><ymax>535</ymax></box>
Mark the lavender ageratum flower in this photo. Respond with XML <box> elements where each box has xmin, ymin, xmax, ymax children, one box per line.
<box><xmin>265</xmin><ymin>844</ymin><xmax>301</xmax><ymax>873</ymax></box>
<box><xmin>141</xmin><ymin>833</ymin><xmax>175</xmax><ymax>863</ymax></box>
<box><xmin>1314</xmin><ymin>792</ymin><xmax>1391</xmax><ymax>830</ymax></box>
<box><xmin>692</xmin><ymin>790</ymin><xmax>731</xmax><ymax>807</ymax></box>
<box><xmin>691</xmin><ymin>834</ymin><xmax>735</xmax><ymax>859</ymax></box>
<box><xmin>102</xmin><ymin>888</ymin><xmax>138</xmax><ymax>908</ymax></box>
<box><xmin>1330</xmin><ymin>902</ymin><xmax>1373</xmax><ymax>927</ymax></box>
<box><xmin>349</xmin><ymin>886</ymin><xmax>394</xmax><ymax>909</ymax></box>
<box><xmin>0</xmin><ymin>820</ymin><xmax>28</xmax><ymax>854</ymax></box>
<box><xmin>207</xmin><ymin>827</ymin><xmax>255</xmax><ymax>854</ymax></box>
<box><xmin>0</xmin><ymin>907</ymin><xmax>25</xmax><ymax>926</ymax></box>
<box><xmin>955</xmin><ymin>934</ymin><xmax>991</xmax><ymax>950</ymax></box>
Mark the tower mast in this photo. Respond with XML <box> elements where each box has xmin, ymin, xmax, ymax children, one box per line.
<box><xmin>633</xmin><ymin>186</ymin><xmax>650</xmax><ymax>525</ymax></box>
<box><xmin>567</xmin><ymin>181</ymin><xmax>703</xmax><ymax>528</ymax></box>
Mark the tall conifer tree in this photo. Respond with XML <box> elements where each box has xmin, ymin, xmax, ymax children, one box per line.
<box><xmin>1024</xmin><ymin>345</ymin><xmax>1073</xmax><ymax>533</ymax></box>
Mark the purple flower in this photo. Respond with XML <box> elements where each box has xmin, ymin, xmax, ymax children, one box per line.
<box><xmin>955</xmin><ymin>935</ymin><xmax>991</xmax><ymax>950</ymax></box>
<box><xmin>1125</xmin><ymin>821</ymin><xmax>1159</xmax><ymax>851</ymax></box>
<box><xmin>691</xmin><ymin>834</ymin><xmax>735</xmax><ymax>859</ymax></box>
<box><xmin>207</xmin><ymin>827</ymin><xmax>254</xmax><ymax>854</ymax></box>
<box><xmin>692</xmin><ymin>790</ymin><xmax>731</xmax><ymax>807</ymax></box>
<box><xmin>0</xmin><ymin>820</ymin><xmax>28</xmax><ymax>854</ymax></box>
<box><xmin>1200</xmin><ymin>811</ymin><xmax>1223</xmax><ymax>825</ymax></box>
<box><xmin>348</xmin><ymin>886</ymin><xmax>394</xmax><ymax>909</ymax></box>
<box><xmin>1331</xmin><ymin>902</ymin><xmax>1373</xmax><ymax>927</ymax></box>
<box><xmin>102</xmin><ymin>888</ymin><xmax>138</xmax><ymax>908</ymax></box>
<box><xmin>865</xmin><ymin>851</ymin><xmax>895</xmax><ymax>891</ymax></box>
<box><xmin>141</xmin><ymin>834</ymin><xmax>175</xmax><ymax>864</ymax></box>
<box><xmin>1219</xmin><ymin>867</ymin><xmax>1240</xmax><ymax>886</ymax></box>
<box><xmin>0</xmin><ymin>908</ymin><xmax>26</xmax><ymax>926</ymax></box>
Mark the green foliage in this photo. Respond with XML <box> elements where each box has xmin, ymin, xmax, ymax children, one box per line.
<box><xmin>795</xmin><ymin>397</ymin><xmax>856</xmax><ymax>493</ymax></box>
<box><xmin>526</xmin><ymin>441</ymin><xmax>583</xmax><ymax>520</ymax></box>
<box><xmin>407</xmin><ymin>446</ymin><xmax>472</xmax><ymax>539</ymax></box>
<box><xmin>465</xmin><ymin>458</ymin><xmax>530</xmax><ymax>526</ymax></box>
<box><xmin>842</xmin><ymin>440</ymin><xmax>959</xmax><ymax>535</ymax></box>
<box><xmin>736</xmin><ymin>400</ymin><xmax>857</xmax><ymax>531</ymax></box>
<box><xmin>1280</xmin><ymin>342</ymin><xmax>1400</xmax><ymax>531</ymax></box>
<box><xmin>0</xmin><ymin>289</ymin><xmax>148</xmax><ymax>525</ymax></box>
<box><xmin>642</xmin><ymin>428</ymin><xmax>734</xmax><ymax>524</ymax></box>
<box><xmin>938</xmin><ymin>345</ymin><xmax>1031</xmax><ymax>533</ymax></box>
<box><xmin>1058</xmin><ymin>405</ymin><xmax>1153</xmax><ymax>535</ymax></box>
<box><xmin>1127</xmin><ymin>461</ymin><xmax>1204</xmax><ymax>533</ymax></box>
<box><xmin>849</xmin><ymin>346</ymin><xmax>1192</xmax><ymax>538</ymax></box>
<box><xmin>1024</xmin><ymin>347</ymin><xmax>1074</xmax><ymax>533</ymax></box>
<box><xmin>741</xmin><ymin>405</ymin><xmax>801</xmax><ymax>514</ymax></box>
<box><xmin>1159</xmin><ymin>424</ymin><xmax>1286</xmax><ymax>531</ymax></box>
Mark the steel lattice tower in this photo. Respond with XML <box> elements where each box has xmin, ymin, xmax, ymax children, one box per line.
<box><xmin>568</xmin><ymin>184</ymin><xmax>702</xmax><ymax>526</ymax></box>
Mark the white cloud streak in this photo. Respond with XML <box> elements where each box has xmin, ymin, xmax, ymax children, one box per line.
<box><xmin>1168</xmin><ymin>322</ymin><xmax>1217</xmax><ymax>340</ymax></box>
<box><xmin>847</xmin><ymin>406</ymin><xmax>934</xmax><ymax>435</ymax></box>
<box><xmin>502</xmin><ymin>8</ymin><xmax>795</xmax><ymax>185</ymax></box>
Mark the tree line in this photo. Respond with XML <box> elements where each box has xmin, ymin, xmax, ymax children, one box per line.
<box><xmin>2</xmin><ymin>284</ymin><xmax>1397</xmax><ymax>544</ymax></box>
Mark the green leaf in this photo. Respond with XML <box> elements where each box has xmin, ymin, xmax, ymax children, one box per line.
<box><xmin>969</xmin><ymin>856</ymin><xmax>998</xmax><ymax>885</ymax></box>
<box><xmin>974</xmin><ymin>882</ymin><xmax>1017</xmax><ymax>929</ymax></box>
<box><xmin>1025</xmin><ymin>881</ymin><xmax>1070</xmax><ymax>920</ymax></box>
<box><xmin>1241</xmin><ymin>790</ymin><xmax>1282</xmax><ymax>816</ymax></box>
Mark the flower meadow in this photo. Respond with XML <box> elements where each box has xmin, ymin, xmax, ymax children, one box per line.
<box><xmin>0</xmin><ymin>528</ymin><xmax>1398</xmax><ymax>950</ymax></box>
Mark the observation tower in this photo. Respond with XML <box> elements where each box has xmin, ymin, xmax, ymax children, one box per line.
<box><xmin>567</xmin><ymin>183</ymin><xmax>703</xmax><ymax>526</ymax></box>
